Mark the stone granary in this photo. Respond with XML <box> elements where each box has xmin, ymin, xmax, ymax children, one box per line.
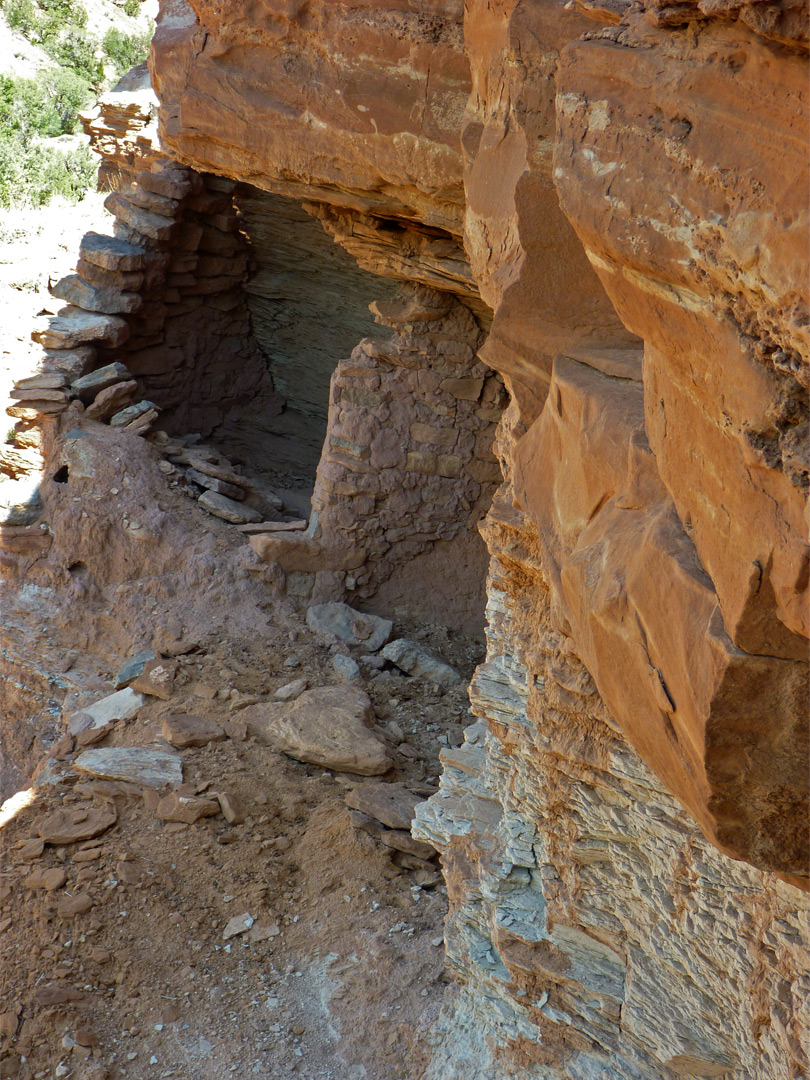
<box><xmin>1</xmin><ymin>1</ymin><xmax>808</xmax><ymax>1078</ymax></box>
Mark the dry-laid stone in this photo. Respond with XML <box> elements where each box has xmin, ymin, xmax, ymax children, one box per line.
<box><xmin>346</xmin><ymin>782</ymin><xmax>424</xmax><ymax>831</ymax></box>
<box><xmin>243</xmin><ymin>686</ymin><xmax>391</xmax><ymax>775</ymax></box>
<box><xmin>37</xmin><ymin>806</ymin><xmax>117</xmax><ymax>845</ymax></box>
<box><xmin>74</xmin><ymin>747</ymin><xmax>183</xmax><ymax>789</ymax></box>
<box><xmin>185</xmin><ymin>467</ymin><xmax>246</xmax><ymax>501</ymax></box>
<box><xmin>198</xmin><ymin>490</ymin><xmax>262</xmax><ymax>524</ymax></box>
<box><xmin>238</xmin><ymin>519</ymin><xmax>307</xmax><ymax>533</ymax></box>
<box><xmin>380</xmin><ymin>639</ymin><xmax>461</xmax><ymax>689</ymax></box>
<box><xmin>14</xmin><ymin>373</ymin><xmax>67</xmax><ymax>391</ymax></box>
<box><xmin>50</xmin><ymin>273</ymin><xmax>142</xmax><ymax>315</ymax></box>
<box><xmin>71</xmin><ymin>362</ymin><xmax>132</xmax><ymax>400</ymax></box>
<box><xmin>67</xmin><ymin>687</ymin><xmax>143</xmax><ymax>737</ymax></box>
<box><xmin>31</xmin><ymin>309</ymin><xmax>129</xmax><ymax>349</ymax></box>
<box><xmin>376</xmin><ymin>828</ymin><xmax>436</xmax><ymax>860</ymax></box>
<box><xmin>79</xmin><ymin>231</ymin><xmax>146</xmax><ymax>271</ymax></box>
<box><xmin>161</xmin><ymin>714</ymin><xmax>225</xmax><ymax>749</ymax></box>
<box><xmin>85</xmin><ymin>380</ymin><xmax>138</xmax><ymax>422</ymax></box>
<box><xmin>110</xmin><ymin>400</ymin><xmax>160</xmax><ymax>428</ymax></box>
<box><xmin>9</xmin><ymin>388</ymin><xmax>67</xmax><ymax>402</ymax></box>
<box><xmin>155</xmin><ymin>792</ymin><xmax>220</xmax><ymax>824</ymax></box>
<box><xmin>175</xmin><ymin>452</ymin><xmax>252</xmax><ymax>489</ymax></box>
<box><xmin>306</xmin><ymin>603</ymin><xmax>393</xmax><ymax>653</ymax></box>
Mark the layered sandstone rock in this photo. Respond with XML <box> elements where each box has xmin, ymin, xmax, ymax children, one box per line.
<box><xmin>151</xmin><ymin>0</ymin><xmax>470</xmax><ymax>231</ymax></box>
<box><xmin>12</xmin><ymin>0</ymin><xmax>807</xmax><ymax>1075</ymax></box>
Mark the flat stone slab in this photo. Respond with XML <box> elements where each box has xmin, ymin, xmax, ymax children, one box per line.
<box><xmin>74</xmin><ymin>747</ymin><xmax>183</xmax><ymax>789</ymax></box>
<box><xmin>106</xmin><ymin>194</ymin><xmax>177</xmax><ymax>241</ymax></box>
<box><xmin>198</xmin><ymin>490</ymin><xmax>262</xmax><ymax>524</ymax></box>
<box><xmin>41</xmin><ymin>346</ymin><xmax>95</xmax><ymax>378</ymax></box>
<box><xmin>380</xmin><ymin>639</ymin><xmax>461</xmax><ymax>689</ymax></box>
<box><xmin>51</xmin><ymin>273</ymin><xmax>142</xmax><ymax>315</ymax></box>
<box><xmin>85</xmin><ymin>380</ymin><xmax>138</xmax><ymax>422</ymax></box>
<box><xmin>345</xmin><ymin>782</ymin><xmax>424</xmax><ymax>831</ymax></box>
<box><xmin>80</xmin><ymin>231</ymin><xmax>146</xmax><ymax>271</ymax></box>
<box><xmin>31</xmin><ymin>309</ymin><xmax>129</xmax><ymax>349</ymax></box>
<box><xmin>306</xmin><ymin>603</ymin><xmax>392</xmax><ymax>653</ymax></box>
<box><xmin>36</xmin><ymin>805</ymin><xmax>118</xmax><ymax>845</ymax></box>
<box><xmin>67</xmin><ymin>687</ymin><xmax>144</xmax><ymax>736</ymax></box>
<box><xmin>237</xmin><ymin>520</ymin><xmax>307</xmax><ymax>533</ymax></box>
<box><xmin>15</xmin><ymin>374</ymin><xmax>68</xmax><ymax>391</ymax></box>
<box><xmin>161</xmin><ymin>714</ymin><xmax>225</xmax><ymax>749</ymax></box>
<box><xmin>242</xmin><ymin>686</ymin><xmax>391</xmax><ymax>775</ymax></box>
<box><xmin>186</xmin><ymin>467</ymin><xmax>245</xmax><ymax>501</ymax></box>
<box><xmin>376</xmin><ymin>828</ymin><xmax>437</xmax><ymax>860</ymax></box>
<box><xmin>71</xmin><ymin>362</ymin><xmax>132</xmax><ymax>400</ymax></box>
<box><xmin>181</xmin><ymin>453</ymin><xmax>252</xmax><ymax>489</ymax></box>
<box><xmin>110</xmin><ymin>400</ymin><xmax>159</xmax><ymax>427</ymax></box>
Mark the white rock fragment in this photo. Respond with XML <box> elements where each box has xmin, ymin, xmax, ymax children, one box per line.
<box><xmin>68</xmin><ymin>687</ymin><xmax>144</xmax><ymax>736</ymax></box>
<box><xmin>74</xmin><ymin>747</ymin><xmax>183</xmax><ymax>789</ymax></box>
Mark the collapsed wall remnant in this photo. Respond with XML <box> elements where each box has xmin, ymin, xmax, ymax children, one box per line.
<box><xmin>2</xmin><ymin>0</ymin><xmax>808</xmax><ymax>1076</ymax></box>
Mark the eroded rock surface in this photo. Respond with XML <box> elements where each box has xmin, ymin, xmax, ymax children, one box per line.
<box><xmin>1</xmin><ymin>0</ymin><xmax>807</xmax><ymax>1076</ymax></box>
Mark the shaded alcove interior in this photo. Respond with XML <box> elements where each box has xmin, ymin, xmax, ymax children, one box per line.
<box><xmin>210</xmin><ymin>187</ymin><xmax>397</xmax><ymax>517</ymax></box>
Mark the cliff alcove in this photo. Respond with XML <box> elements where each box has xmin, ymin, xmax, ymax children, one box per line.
<box><xmin>0</xmin><ymin>1</ymin><xmax>808</xmax><ymax>1078</ymax></box>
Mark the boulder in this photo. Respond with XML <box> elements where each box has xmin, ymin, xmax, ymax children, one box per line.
<box><xmin>242</xmin><ymin>686</ymin><xmax>391</xmax><ymax>775</ymax></box>
<box><xmin>380</xmin><ymin>639</ymin><xmax>461</xmax><ymax>689</ymax></box>
<box><xmin>306</xmin><ymin>603</ymin><xmax>392</xmax><ymax>653</ymax></box>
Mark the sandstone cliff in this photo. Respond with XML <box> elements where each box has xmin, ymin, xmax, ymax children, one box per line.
<box><xmin>3</xmin><ymin>0</ymin><xmax>808</xmax><ymax>1077</ymax></box>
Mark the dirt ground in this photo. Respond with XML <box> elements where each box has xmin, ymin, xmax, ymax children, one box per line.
<box><xmin>0</xmin><ymin>200</ymin><xmax>485</xmax><ymax>1080</ymax></box>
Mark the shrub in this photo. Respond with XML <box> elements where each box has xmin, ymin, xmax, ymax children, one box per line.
<box><xmin>3</xmin><ymin>0</ymin><xmax>37</xmax><ymax>35</ymax></box>
<box><xmin>0</xmin><ymin>70</ymin><xmax>96</xmax><ymax>206</ymax></box>
<box><xmin>101</xmin><ymin>26</ymin><xmax>150</xmax><ymax>74</ymax></box>
<box><xmin>0</xmin><ymin>0</ymin><xmax>153</xmax><ymax>206</ymax></box>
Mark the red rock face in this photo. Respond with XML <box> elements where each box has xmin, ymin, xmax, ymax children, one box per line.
<box><xmin>151</xmin><ymin>0</ymin><xmax>470</xmax><ymax>231</ymax></box>
<box><xmin>513</xmin><ymin>354</ymin><xmax>809</xmax><ymax>875</ymax></box>
<box><xmin>462</xmin><ymin>0</ymin><xmax>639</xmax><ymax>419</ymax></box>
<box><xmin>554</xmin><ymin>10</ymin><xmax>810</xmax><ymax>659</ymax></box>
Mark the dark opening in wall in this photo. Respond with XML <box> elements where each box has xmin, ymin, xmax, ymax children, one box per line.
<box><xmin>210</xmin><ymin>188</ymin><xmax>397</xmax><ymax>516</ymax></box>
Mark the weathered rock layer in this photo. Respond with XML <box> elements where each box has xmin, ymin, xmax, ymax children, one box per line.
<box><xmin>5</xmin><ymin>0</ymin><xmax>808</xmax><ymax>1075</ymax></box>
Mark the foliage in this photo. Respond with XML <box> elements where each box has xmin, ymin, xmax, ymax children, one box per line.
<box><xmin>101</xmin><ymin>26</ymin><xmax>150</xmax><ymax>75</ymax></box>
<box><xmin>0</xmin><ymin>0</ymin><xmax>153</xmax><ymax>206</ymax></box>
<box><xmin>0</xmin><ymin>131</ymin><xmax>96</xmax><ymax>207</ymax></box>
<box><xmin>0</xmin><ymin>69</ymin><xmax>90</xmax><ymax>137</ymax></box>
<box><xmin>0</xmin><ymin>69</ymin><xmax>97</xmax><ymax>206</ymax></box>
